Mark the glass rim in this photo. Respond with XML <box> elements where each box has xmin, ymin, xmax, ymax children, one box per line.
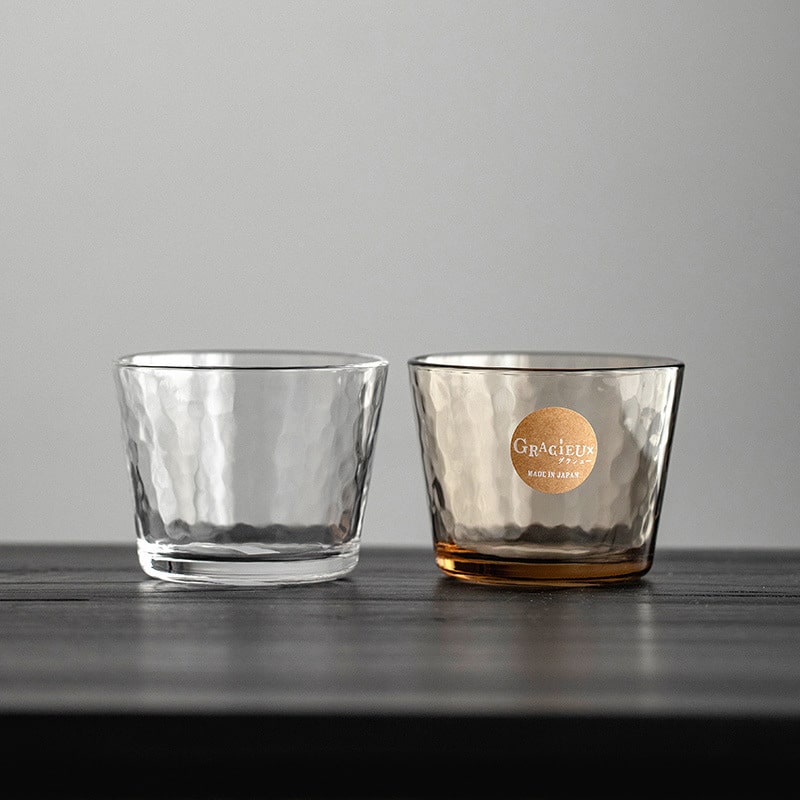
<box><xmin>407</xmin><ymin>351</ymin><xmax>684</xmax><ymax>373</ymax></box>
<box><xmin>114</xmin><ymin>349</ymin><xmax>389</xmax><ymax>371</ymax></box>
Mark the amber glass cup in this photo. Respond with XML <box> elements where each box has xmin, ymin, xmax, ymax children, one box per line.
<box><xmin>408</xmin><ymin>352</ymin><xmax>684</xmax><ymax>586</ymax></box>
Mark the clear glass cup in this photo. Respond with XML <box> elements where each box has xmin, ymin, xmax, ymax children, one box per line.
<box><xmin>408</xmin><ymin>352</ymin><xmax>684</xmax><ymax>586</ymax></box>
<box><xmin>114</xmin><ymin>350</ymin><xmax>388</xmax><ymax>585</ymax></box>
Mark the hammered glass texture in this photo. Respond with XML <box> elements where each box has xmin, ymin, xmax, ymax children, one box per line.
<box><xmin>408</xmin><ymin>353</ymin><xmax>683</xmax><ymax>584</ymax></box>
<box><xmin>114</xmin><ymin>352</ymin><xmax>388</xmax><ymax>585</ymax></box>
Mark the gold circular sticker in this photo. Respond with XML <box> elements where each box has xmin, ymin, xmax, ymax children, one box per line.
<box><xmin>510</xmin><ymin>407</ymin><xmax>597</xmax><ymax>493</ymax></box>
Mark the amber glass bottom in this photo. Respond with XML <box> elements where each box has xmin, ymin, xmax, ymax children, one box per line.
<box><xmin>435</xmin><ymin>542</ymin><xmax>652</xmax><ymax>587</ymax></box>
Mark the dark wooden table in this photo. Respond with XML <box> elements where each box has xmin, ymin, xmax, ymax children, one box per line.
<box><xmin>1</xmin><ymin>545</ymin><xmax>799</xmax><ymax>798</ymax></box>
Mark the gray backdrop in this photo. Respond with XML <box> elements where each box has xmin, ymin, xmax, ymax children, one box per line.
<box><xmin>2</xmin><ymin>2</ymin><xmax>798</xmax><ymax>549</ymax></box>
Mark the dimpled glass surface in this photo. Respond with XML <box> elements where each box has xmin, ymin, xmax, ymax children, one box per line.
<box><xmin>408</xmin><ymin>353</ymin><xmax>683</xmax><ymax>584</ymax></box>
<box><xmin>114</xmin><ymin>352</ymin><xmax>388</xmax><ymax>585</ymax></box>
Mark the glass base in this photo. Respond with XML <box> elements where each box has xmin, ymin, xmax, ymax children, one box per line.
<box><xmin>137</xmin><ymin>543</ymin><xmax>359</xmax><ymax>586</ymax></box>
<box><xmin>435</xmin><ymin>542</ymin><xmax>652</xmax><ymax>587</ymax></box>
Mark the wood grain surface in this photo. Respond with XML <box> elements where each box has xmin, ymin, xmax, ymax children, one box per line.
<box><xmin>1</xmin><ymin>545</ymin><xmax>798</xmax><ymax>798</ymax></box>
